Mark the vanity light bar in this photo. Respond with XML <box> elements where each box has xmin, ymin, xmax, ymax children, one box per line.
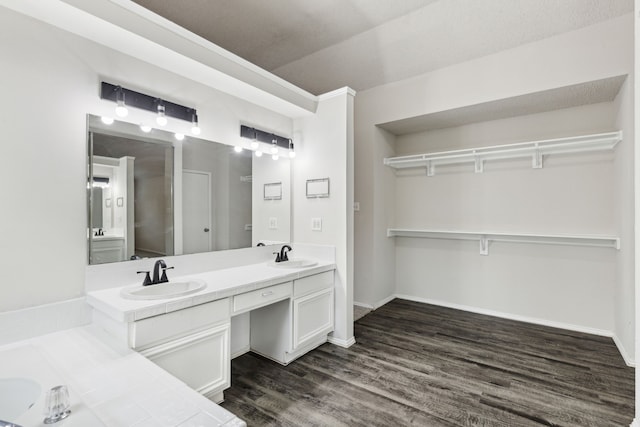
<box><xmin>100</xmin><ymin>82</ymin><xmax>197</xmax><ymax>123</ymax></box>
<box><xmin>240</xmin><ymin>125</ymin><xmax>291</xmax><ymax>150</ymax></box>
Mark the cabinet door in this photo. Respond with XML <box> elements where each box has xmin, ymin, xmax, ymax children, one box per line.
<box><xmin>140</xmin><ymin>322</ymin><xmax>230</xmax><ymax>397</ymax></box>
<box><xmin>292</xmin><ymin>288</ymin><xmax>334</xmax><ymax>350</ymax></box>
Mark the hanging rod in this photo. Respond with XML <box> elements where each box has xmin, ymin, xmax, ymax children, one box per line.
<box><xmin>387</xmin><ymin>228</ymin><xmax>620</xmax><ymax>255</ymax></box>
<box><xmin>383</xmin><ymin>131</ymin><xmax>622</xmax><ymax>175</ymax></box>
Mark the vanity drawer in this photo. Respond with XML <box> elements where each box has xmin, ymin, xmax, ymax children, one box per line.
<box><xmin>233</xmin><ymin>282</ymin><xmax>292</xmax><ymax>314</ymax></box>
<box><xmin>294</xmin><ymin>271</ymin><xmax>334</xmax><ymax>298</ymax></box>
<box><xmin>130</xmin><ymin>298</ymin><xmax>230</xmax><ymax>350</ymax></box>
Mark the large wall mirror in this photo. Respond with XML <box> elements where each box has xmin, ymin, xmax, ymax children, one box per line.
<box><xmin>87</xmin><ymin>114</ymin><xmax>291</xmax><ymax>265</ymax></box>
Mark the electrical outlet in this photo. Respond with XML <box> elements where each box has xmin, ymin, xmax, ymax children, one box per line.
<box><xmin>268</xmin><ymin>217</ymin><xmax>277</xmax><ymax>230</ymax></box>
<box><xmin>353</xmin><ymin>202</ymin><xmax>360</xmax><ymax>211</ymax></box>
<box><xmin>311</xmin><ymin>217</ymin><xmax>322</xmax><ymax>231</ymax></box>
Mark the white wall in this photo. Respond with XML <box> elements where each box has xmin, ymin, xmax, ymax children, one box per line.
<box><xmin>0</xmin><ymin>7</ymin><xmax>293</xmax><ymax>312</ymax></box>
<box><xmin>293</xmin><ymin>89</ymin><xmax>355</xmax><ymax>345</ymax></box>
<box><xmin>394</xmin><ymin>103</ymin><xmax>618</xmax><ymax>334</ymax></box>
<box><xmin>613</xmin><ymin>77</ymin><xmax>636</xmax><ymax>365</ymax></box>
<box><xmin>252</xmin><ymin>155</ymin><xmax>292</xmax><ymax>245</ymax></box>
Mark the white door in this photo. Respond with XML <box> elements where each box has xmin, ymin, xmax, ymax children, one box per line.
<box><xmin>183</xmin><ymin>170</ymin><xmax>211</xmax><ymax>254</ymax></box>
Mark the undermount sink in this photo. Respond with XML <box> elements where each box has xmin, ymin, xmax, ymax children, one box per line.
<box><xmin>0</xmin><ymin>377</ymin><xmax>40</xmax><ymax>421</ymax></box>
<box><xmin>267</xmin><ymin>259</ymin><xmax>318</xmax><ymax>269</ymax></box>
<box><xmin>120</xmin><ymin>280</ymin><xmax>207</xmax><ymax>300</ymax></box>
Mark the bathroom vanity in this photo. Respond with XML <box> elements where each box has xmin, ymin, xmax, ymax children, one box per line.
<box><xmin>87</xmin><ymin>260</ymin><xmax>335</xmax><ymax>403</ymax></box>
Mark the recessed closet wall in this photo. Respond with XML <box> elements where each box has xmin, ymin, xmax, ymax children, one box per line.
<box><xmin>392</xmin><ymin>101</ymin><xmax>619</xmax><ymax>331</ymax></box>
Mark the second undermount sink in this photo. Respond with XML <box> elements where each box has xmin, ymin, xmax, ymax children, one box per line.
<box><xmin>0</xmin><ymin>377</ymin><xmax>41</xmax><ymax>421</ymax></box>
<box><xmin>120</xmin><ymin>280</ymin><xmax>207</xmax><ymax>300</ymax></box>
<box><xmin>267</xmin><ymin>259</ymin><xmax>318</xmax><ymax>269</ymax></box>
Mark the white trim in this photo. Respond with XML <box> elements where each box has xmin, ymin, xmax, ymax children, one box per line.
<box><xmin>318</xmin><ymin>87</ymin><xmax>357</xmax><ymax>100</ymax></box>
<box><xmin>373</xmin><ymin>294</ymin><xmax>397</xmax><ymax>310</ymax></box>
<box><xmin>629</xmin><ymin>418</ymin><xmax>638</xmax><ymax>427</ymax></box>
<box><xmin>353</xmin><ymin>301</ymin><xmax>374</xmax><ymax>309</ymax></box>
<box><xmin>612</xmin><ymin>334</ymin><xmax>636</xmax><ymax>367</ymax></box>
<box><xmin>380</xmin><ymin>294</ymin><xmax>634</xmax><ymax>368</ymax></box>
<box><xmin>395</xmin><ymin>294</ymin><xmax>614</xmax><ymax>336</ymax></box>
<box><xmin>327</xmin><ymin>336</ymin><xmax>356</xmax><ymax>348</ymax></box>
<box><xmin>231</xmin><ymin>345</ymin><xmax>251</xmax><ymax>360</ymax></box>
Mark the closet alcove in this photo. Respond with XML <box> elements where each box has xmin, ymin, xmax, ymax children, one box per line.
<box><xmin>376</xmin><ymin>75</ymin><xmax>634</xmax><ymax>364</ymax></box>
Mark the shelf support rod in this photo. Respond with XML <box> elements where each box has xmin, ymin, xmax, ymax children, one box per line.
<box><xmin>479</xmin><ymin>235</ymin><xmax>489</xmax><ymax>255</ymax></box>
<box><xmin>426</xmin><ymin>161</ymin><xmax>434</xmax><ymax>177</ymax></box>
<box><xmin>474</xmin><ymin>152</ymin><xmax>483</xmax><ymax>173</ymax></box>
<box><xmin>532</xmin><ymin>144</ymin><xmax>543</xmax><ymax>169</ymax></box>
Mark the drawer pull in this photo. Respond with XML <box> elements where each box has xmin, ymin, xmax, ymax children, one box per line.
<box><xmin>262</xmin><ymin>291</ymin><xmax>274</xmax><ymax>297</ymax></box>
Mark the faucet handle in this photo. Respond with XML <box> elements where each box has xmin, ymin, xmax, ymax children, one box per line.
<box><xmin>272</xmin><ymin>252</ymin><xmax>282</xmax><ymax>262</ymax></box>
<box><xmin>137</xmin><ymin>271</ymin><xmax>152</xmax><ymax>286</ymax></box>
<box><xmin>160</xmin><ymin>266</ymin><xmax>174</xmax><ymax>283</ymax></box>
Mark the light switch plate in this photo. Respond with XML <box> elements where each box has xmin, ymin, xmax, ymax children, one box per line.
<box><xmin>268</xmin><ymin>217</ymin><xmax>277</xmax><ymax>230</ymax></box>
<box><xmin>311</xmin><ymin>217</ymin><xmax>322</xmax><ymax>231</ymax></box>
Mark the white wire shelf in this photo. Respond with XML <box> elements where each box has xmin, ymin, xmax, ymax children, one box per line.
<box><xmin>383</xmin><ymin>131</ymin><xmax>622</xmax><ymax>176</ymax></box>
<box><xmin>387</xmin><ymin>228</ymin><xmax>620</xmax><ymax>255</ymax></box>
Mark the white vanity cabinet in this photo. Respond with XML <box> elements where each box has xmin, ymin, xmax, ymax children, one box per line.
<box><xmin>91</xmin><ymin>237</ymin><xmax>125</xmax><ymax>264</ymax></box>
<box><xmin>93</xmin><ymin>298</ymin><xmax>231</xmax><ymax>403</ymax></box>
<box><xmin>250</xmin><ymin>270</ymin><xmax>334</xmax><ymax>365</ymax></box>
<box><xmin>88</xmin><ymin>263</ymin><xmax>336</xmax><ymax>403</ymax></box>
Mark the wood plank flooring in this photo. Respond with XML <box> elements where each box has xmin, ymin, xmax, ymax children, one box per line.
<box><xmin>220</xmin><ymin>299</ymin><xmax>634</xmax><ymax>426</ymax></box>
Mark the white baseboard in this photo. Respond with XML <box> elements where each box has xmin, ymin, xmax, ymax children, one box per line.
<box><xmin>353</xmin><ymin>294</ymin><xmax>395</xmax><ymax>311</ymax></box>
<box><xmin>395</xmin><ymin>294</ymin><xmax>634</xmax><ymax>366</ymax></box>
<box><xmin>612</xmin><ymin>334</ymin><xmax>635</xmax><ymax>367</ymax></box>
<box><xmin>373</xmin><ymin>294</ymin><xmax>396</xmax><ymax>310</ymax></box>
<box><xmin>630</xmin><ymin>418</ymin><xmax>638</xmax><ymax>427</ymax></box>
<box><xmin>231</xmin><ymin>344</ymin><xmax>251</xmax><ymax>360</ymax></box>
<box><xmin>328</xmin><ymin>335</ymin><xmax>356</xmax><ymax>348</ymax></box>
<box><xmin>353</xmin><ymin>301</ymin><xmax>374</xmax><ymax>309</ymax></box>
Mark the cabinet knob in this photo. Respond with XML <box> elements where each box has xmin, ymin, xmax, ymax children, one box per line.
<box><xmin>204</xmin><ymin>228</ymin><xmax>210</xmax><ymax>232</ymax></box>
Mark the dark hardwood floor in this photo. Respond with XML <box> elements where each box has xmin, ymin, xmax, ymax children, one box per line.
<box><xmin>220</xmin><ymin>299</ymin><xmax>634</xmax><ymax>426</ymax></box>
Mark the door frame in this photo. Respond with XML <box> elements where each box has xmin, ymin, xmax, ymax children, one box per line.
<box><xmin>183</xmin><ymin>169</ymin><xmax>212</xmax><ymax>253</ymax></box>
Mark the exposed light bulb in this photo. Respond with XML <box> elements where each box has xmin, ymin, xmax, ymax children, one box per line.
<box><xmin>190</xmin><ymin>112</ymin><xmax>200</xmax><ymax>135</ymax></box>
<box><xmin>270</xmin><ymin>146</ymin><xmax>278</xmax><ymax>155</ymax></box>
<box><xmin>250</xmin><ymin>130</ymin><xmax>259</xmax><ymax>149</ymax></box>
<box><xmin>255</xmin><ymin>150</ymin><xmax>263</xmax><ymax>157</ymax></box>
<box><xmin>288</xmin><ymin>139</ymin><xmax>295</xmax><ymax>158</ymax></box>
<box><xmin>234</xmin><ymin>146</ymin><xmax>243</xmax><ymax>153</ymax></box>
<box><xmin>101</xmin><ymin>116</ymin><xmax>114</xmax><ymax>125</ymax></box>
<box><xmin>140</xmin><ymin>124</ymin><xmax>152</xmax><ymax>133</ymax></box>
<box><xmin>270</xmin><ymin>136</ymin><xmax>278</xmax><ymax>154</ymax></box>
<box><xmin>174</xmin><ymin>133</ymin><xmax>185</xmax><ymax>141</ymax></box>
<box><xmin>115</xmin><ymin>88</ymin><xmax>128</xmax><ymax>117</ymax></box>
<box><xmin>272</xmin><ymin>154</ymin><xmax>279</xmax><ymax>161</ymax></box>
<box><xmin>156</xmin><ymin>103</ymin><xmax>167</xmax><ymax>126</ymax></box>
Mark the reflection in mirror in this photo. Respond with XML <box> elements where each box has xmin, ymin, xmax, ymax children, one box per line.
<box><xmin>87</xmin><ymin>115</ymin><xmax>291</xmax><ymax>265</ymax></box>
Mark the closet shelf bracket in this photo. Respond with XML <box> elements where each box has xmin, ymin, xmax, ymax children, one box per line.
<box><xmin>384</xmin><ymin>131</ymin><xmax>621</xmax><ymax>175</ymax></box>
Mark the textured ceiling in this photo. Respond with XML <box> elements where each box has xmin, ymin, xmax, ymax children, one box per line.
<box><xmin>132</xmin><ymin>0</ymin><xmax>632</xmax><ymax>95</ymax></box>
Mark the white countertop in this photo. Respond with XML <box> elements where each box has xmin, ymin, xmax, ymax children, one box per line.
<box><xmin>87</xmin><ymin>260</ymin><xmax>336</xmax><ymax>323</ymax></box>
<box><xmin>0</xmin><ymin>326</ymin><xmax>245</xmax><ymax>427</ymax></box>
